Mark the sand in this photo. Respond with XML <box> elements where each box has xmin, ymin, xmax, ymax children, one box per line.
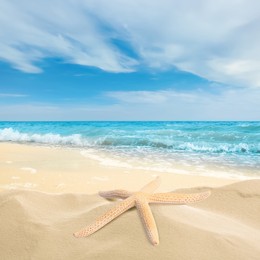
<box><xmin>0</xmin><ymin>143</ymin><xmax>259</xmax><ymax>259</ymax></box>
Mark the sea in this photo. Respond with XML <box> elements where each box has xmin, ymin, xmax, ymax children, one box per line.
<box><xmin>0</xmin><ymin>121</ymin><xmax>259</xmax><ymax>180</ymax></box>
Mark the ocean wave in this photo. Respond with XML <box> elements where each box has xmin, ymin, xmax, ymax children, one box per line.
<box><xmin>0</xmin><ymin>128</ymin><xmax>86</xmax><ymax>146</ymax></box>
<box><xmin>97</xmin><ymin>136</ymin><xmax>259</xmax><ymax>154</ymax></box>
<box><xmin>177</xmin><ymin>142</ymin><xmax>259</xmax><ymax>154</ymax></box>
<box><xmin>0</xmin><ymin>127</ymin><xmax>259</xmax><ymax>155</ymax></box>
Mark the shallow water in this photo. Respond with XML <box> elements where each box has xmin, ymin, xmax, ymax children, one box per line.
<box><xmin>0</xmin><ymin>121</ymin><xmax>259</xmax><ymax>179</ymax></box>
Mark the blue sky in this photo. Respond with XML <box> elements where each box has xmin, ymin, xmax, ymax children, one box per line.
<box><xmin>0</xmin><ymin>0</ymin><xmax>260</xmax><ymax>120</ymax></box>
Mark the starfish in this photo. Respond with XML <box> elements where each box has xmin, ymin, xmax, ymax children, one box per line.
<box><xmin>73</xmin><ymin>177</ymin><xmax>211</xmax><ymax>246</ymax></box>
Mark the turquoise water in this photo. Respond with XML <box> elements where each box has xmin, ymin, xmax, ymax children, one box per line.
<box><xmin>0</xmin><ymin>121</ymin><xmax>259</xmax><ymax>178</ymax></box>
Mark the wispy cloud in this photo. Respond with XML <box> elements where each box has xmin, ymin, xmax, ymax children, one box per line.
<box><xmin>0</xmin><ymin>0</ymin><xmax>137</xmax><ymax>73</ymax></box>
<box><xmin>106</xmin><ymin>90</ymin><xmax>197</xmax><ymax>104</ymax></box>
<box><xmin>105</xmin><ymin>88</ymin><xmax>260</xmax><ymax>120</ymax></box>
<box><xmin>0</xmin><ymin>93</ymin><xmax>28</xmax><ymax>98</ymax></box>
<box><xmin>1</xmin><ymin>88</ymin><xmax>258</xmax><ymax>121</ymax></box>
<box><xmin>94</xmin><ymin>0</ymin><xmax>260</xmax><ymax>87</ymax></box>
<box><xmin>1</xmin><ymin>0</ymin><xmax>260</xmax><ymax>88</ymax></box>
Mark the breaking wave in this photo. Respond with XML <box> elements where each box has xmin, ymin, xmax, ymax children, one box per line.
<box><xmin>0</xmin><ymin>127</ymin><xmax>259</xmax><ymax>154</ymax></box>
<box><xmin>0</xmin><ymin>128</ymin><xmax>86</xmax><ymax>146</ymax></box>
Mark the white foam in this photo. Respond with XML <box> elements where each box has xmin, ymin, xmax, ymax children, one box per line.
<box><xmin>80</xmin><ymin>149</ymin><xmax>258</xmax><ymax>180</ymax></box>
<box><xmin>2</xmin><ymin>182</ymin><xmax>37</xmax><ymax>189</ymax></box>
<box><xmin>6</xmin><ymin>161</ymin><xmax>13</xmax><ymax>164</ymax></box>
<box><xmin>0</xmin><ymin>128</ymin><xmax>86</xmax><ymax>146</ymax></box>
<box><xmin>21</xmin><ymin>167</ymin><xmax>37</xmax><ymax>174</ymax></box>
<box><xmin>56</xmin><ymin>183</ymin><xmax>66</xmax><ymax>189</ymax></box>
<box><xmin>1</xmin><ymin>127</ymin><xmax>258</xmax><ymax>154</ymax></box>
<box><xmin>80</xmin><ymin>150</ymin><xmax>132</xmax><ymax>168</ymax></box>
<box><xmin>92</xmin><ymin>176</ymin><xmax>109</xmax><ymax>182</ymax></box>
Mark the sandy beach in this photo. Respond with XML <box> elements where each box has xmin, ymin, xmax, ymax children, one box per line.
<box><xmin>0</xmin><ymin>142</ymin><xmax>259</xmax><ymax>259</ymax></box>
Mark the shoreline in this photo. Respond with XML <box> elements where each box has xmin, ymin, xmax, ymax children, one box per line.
<box><xmin>1</xmin><ymin>142</ymin><xmax>260</xmax><ymax>259</ymax></box>
<box><xmin>0</xmin><ymin>142</ymin><xmax>244</xmax><ymax>193</ymax></box>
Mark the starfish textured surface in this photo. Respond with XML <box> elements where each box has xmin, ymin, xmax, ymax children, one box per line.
<box><xmin>73</xmin><ymin>177</ymin><xmax>211</xmax><ymax>245</ymax></box>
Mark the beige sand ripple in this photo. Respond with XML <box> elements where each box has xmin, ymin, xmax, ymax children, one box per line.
<box><xmin>0</xmin><ymin>180</ymin><xmax>259</xmax><ymax>259</ymax></box>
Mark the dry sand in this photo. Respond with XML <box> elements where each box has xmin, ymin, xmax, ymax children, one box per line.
<box><xmin>0</xmin><ymin>143</ymin><xmax>259</xmax><ymax>259</ymax></box>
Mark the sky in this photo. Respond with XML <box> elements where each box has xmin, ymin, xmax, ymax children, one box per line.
<box><xmin>0</xmin><ymin>0</ymin><xmax>260</xmax><ymax>120</ymax></box>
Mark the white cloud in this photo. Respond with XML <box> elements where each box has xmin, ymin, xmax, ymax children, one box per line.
<box><xmin>89</xmin><ymin>0</ymin><xmax>260</xmax><ymax>87</ymax></box>
<box><xmin>0</xmin><ymin>0</ymin><xmax>136</xmax><ymax>73</ymax></box>
<box><xmin>104</xmin><ymin>88</ymin><xmax>260</xmax><ymax>120</ymax></box>
<box><xmin>106</xmin><ymin>91</ymin><xmax>168</xmax><ymax>104</ymax></box>
<box><xmin>106</xmin><ymin>90</ymin><xmax>197</xmax><ymax>104</ymax></box>
<box><xmin>1</xmin><ymin>88</ymin><xmax>259</xmax><ymax>120</ymax></box>
<box><xmin>0</xmin><ymin>93</ymin><xmax>28</xmax><ymax>97</ymax></box>
<box><xmin>1</xmin><ymin>0</ymin><xmax>260</xmax><ymax>87</ymax></box>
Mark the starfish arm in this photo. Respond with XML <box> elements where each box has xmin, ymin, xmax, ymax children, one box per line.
<box><xmin>74</xmin><ymin>197</ymin><xmax>135</xmax><ymax>238</ymax></box>
<box><xmin>135</xmin><ymin>197</ymin><xmax>159</xmax><ymax>246</ymax></box>
<box><xmin>140</xmin><ymin>176</ymin><xmax>161</xmax><ymax>193</ymax></box>
<box><xmin>148</xmin><ymin>190</ymin><xmax>211</xmax><ymax>204</ymax></box>
<box><xmin>99</xmin><ymin>189</ymin><xmax>133</xmax><ymax>199</ymax></box>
